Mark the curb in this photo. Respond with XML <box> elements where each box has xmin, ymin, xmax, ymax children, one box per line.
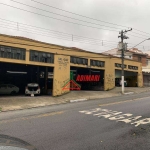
<box><xmin>124</xmin><ymin>92</ymin><xmax>134</xmax><ymax>95</ymax></box>
<box><xmin>70</xmin><ymin>98</ymin><xmax>87</xmax><ymax>103</ymax></box>
<box><xmin>1</xmin><ymin>89</ymin><xmax>150</xmax><ymax>112</ymax></box>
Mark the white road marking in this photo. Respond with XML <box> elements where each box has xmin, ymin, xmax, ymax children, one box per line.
<box><xmin>79</xmin><ymin>108</ymin><xmax>150</xmax><ymax>127</ymax></box>
<box><xmin>109</xmin><ymin>113</ymin><xmax>133</xmax><ymax>121</ymax></box>
<box><xmin>118</xmin><ymin>116</ymin><xmax>142</xmax><ymax>124</ymax></box>
<box><xmin>131</xmin><ymin>118</ymin><xmax>150</xmax><ymax>127</ymax></box>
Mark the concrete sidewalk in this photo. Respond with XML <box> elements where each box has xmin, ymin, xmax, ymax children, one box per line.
<box><xmin>0</xmin><ymin>87</ymin><xmax>150</xmax><ymax>112</ymax></box>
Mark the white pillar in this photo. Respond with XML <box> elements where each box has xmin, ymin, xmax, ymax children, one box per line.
<box><xmin>122</xmin><ymin>76</ymin><xmax>124</xmax><ymax>94</ymax></box>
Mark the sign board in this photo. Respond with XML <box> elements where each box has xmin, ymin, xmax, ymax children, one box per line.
<box><xmin>76</xmin><ymin>75</ymin><xmax>100</xmax><ymax>82</ymax></box>
<box><xmin>48</xmin><ymin>72</ymin><xmax>53</xmax><ymax>78</ymax></box>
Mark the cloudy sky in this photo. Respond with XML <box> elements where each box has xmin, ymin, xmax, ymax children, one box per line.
<box><xmin>0</xmin><ymin>0</ymin><xmax>150</xmax><ymax>53</ymax></box>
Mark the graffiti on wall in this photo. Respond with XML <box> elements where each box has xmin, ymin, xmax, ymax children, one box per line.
<box><xmin>57</xmin><ymin>57</ymin><xmax>69</xmax><ymax>70</ymax></box>
<box><xmin>105</xmin><ymin>74</ymin><xmax>114</xmax><ymax>90</ymax></box>
<box><xmin>53</xmin><ymin>56</ymin><xmax>70</xmax><ymax>96</ymax></box>
<box><xmin>53</xmin><ymin>77</ymin><xmax>70</xmax><ymax>95</ymax></box>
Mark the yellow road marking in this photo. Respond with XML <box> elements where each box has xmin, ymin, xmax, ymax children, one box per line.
<box><xmin>0</xmin><ymin>111</ymin><xmax>65</xmax><ymax>124</ymax></box>
<box><xmin>99</xmin><ymin>96</ymin><xmax>150</xmax><ymax>107</ymax></box>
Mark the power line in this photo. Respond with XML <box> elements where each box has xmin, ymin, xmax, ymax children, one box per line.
<box><xmin>133</xmin><ymin>28</ymin><xmax>150</xmax><ymax>36</ymax></box>
<box><xmin>0</xmin><ymin>39</ymin><xmax>115</xmax><ymax>58</ymax></box>
<box><xmin>0</xmin><ymin>17</ymin><xmax>147</xmax><ymax>47</ymax></box>
<box><xmin>0</xmin><ymin>18</ymin><xmax>119</xmax><ymax>47</ymax></box>
<box><xmin>131</xmin><ymin>31</ymin><xmax>150</xmax><ymax>37</ymax></box>
<box><xmin>0</xmin><ymin>18</ymin><xmax>72</xmax><ymax>36</ymax></box>
<box><xmin>1</xmin><ymin>2</ymin><xmax>149</xmax><ymax>40</ymax></box>
<box><xmin>31</xmin><ymin>0</ymin><xmax>150</xmax><ymax>36</ymax></box>
<box><xmin>0</xmin><ymin>26</ymin><xmax>75</xmax><ymax>42</ymax></box>
<box><xmin>0</xmin><ymin>18</ymin><xmax>117</xmax><ymax>42</ymax></box>
<box><xmin>0</xmin><ymin>24</ymin><xmax>116</xmax><ymax>49</ymax></box>
<box><xmin>0</xmin><ymin>17</ymin><xmax>150</xmax><ymax>50</ymax></box>
<box><xmin>0</xmin><ymin>22</ymin><xmax>117</xmax><ymax>48</ymax></box>
<box><xmin>10</xmin><ymin>0</ymin><xmax>150</xmax><ymax>39</ymax></box>
<box><xmin>0</xmin><ymin>22</ymin><xmax>119</xmax><ymax>47</ymax></box>
<box><xmin>127</xmin><ymin>33</ymin><xmax>148</xmax><ymax>39</ymax></box>
<box><xmin>10</xmin><ymin>0</ymin><xmax>122</xmax><ymax>30</ymax></box>
<box><xmin>0</xmin><ymin>2</ymin><xmax>119</xmax><ymax>33</ymax></box>
<box><xmin>30</xmin><ymin>0</ymin><xmax>129</xmax><ymax>29</ymax></box>
<box><xmin>0</xmin><ymin>18</ymin><xmax>149</xmax><ymax>50</ymax></box>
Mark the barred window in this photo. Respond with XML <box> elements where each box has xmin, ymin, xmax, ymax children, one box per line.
<box><xmin>30</xmin><ymin>50</ymin><xmax>54</xmax><ymax>63</ymax></box>
<box><xmin>128</xmin><ymin>65</ymin><xmax>138</xmax><ymax>70</ymax></box>
<box><xmin>70</xmin><ymin>56</ymin><xmax>88</xmax><ymax>65</ymax></box>
<box><xmin>90</xmin><ymin>59</ymin><xmax>105</xmax><ymax>67</ymax></box>
<box><xmin>115</xmin><ymin>63</ymin><xmax>127</xmax><ymax>68</ymax></box>
<box><xmin>0</xmin><ymin>45</ymin><xmax>26</xmax><ymax>60</ymax></box>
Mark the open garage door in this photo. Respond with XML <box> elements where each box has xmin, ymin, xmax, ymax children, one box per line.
<box><xmin>0</xmin><ymin>62</ymin><xmax>53</xmax><ymax>96</ymax></box>
<box><xmin>70</xmin><ymin>67</ymin><xmax>104</xmax><ymax>91</ymax></box>
<box><xmin>115</xmin><ymin>70</ymin><xmax>138</xmax><ymax>87</ymax></box>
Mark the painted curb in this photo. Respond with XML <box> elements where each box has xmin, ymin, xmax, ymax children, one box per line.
<box><xmin>70</xmin><ymin>98</ymin><xmax>87</xmax><ymax>103</ymax></box>
<box><xmin>124</xmin><ymin>92</ymin><xmax>134</xmax><ymax>95</ymax></box>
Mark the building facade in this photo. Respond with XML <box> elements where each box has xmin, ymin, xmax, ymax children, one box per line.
<box><xmin>0</xmin><ymin>34</ymin><xmax>143</xmax><ymax>96</ymax></box>
<box><xmin>104</xmin><ymin>48</ymin><xmax>150</xmax><ymax>87</ymax></box>
<box><xmin>130</xmin><ymin>48</ymin><xmax>148</xmax><ymax>66</ymax></box>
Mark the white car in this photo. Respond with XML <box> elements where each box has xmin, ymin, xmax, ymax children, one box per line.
<box><xmin>0</xmin><ymin>84</ymin><xmax>19</xmax><ymax>95</ymax></box>
<box><xmin>25</xmin><ymin>83</ymin><xmax>41</xmax><ymax>96</ymax></box>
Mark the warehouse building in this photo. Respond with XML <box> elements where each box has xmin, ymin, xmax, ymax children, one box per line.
<box><xmin>0</xmin><ymin>34</ymin><xmax>143</xmax><ymax>96</ymax></box>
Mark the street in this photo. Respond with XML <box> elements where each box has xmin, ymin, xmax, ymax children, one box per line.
<box><xmin>0</xmin><ymin>92</ymin><xmax>150</xmax><ymax>150</ymax></box>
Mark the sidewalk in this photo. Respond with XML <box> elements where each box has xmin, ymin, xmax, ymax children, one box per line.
<box><xmin>0</xmin><ymin>87</ymin><xmax>150</xmax><ymax>112</ymax></box>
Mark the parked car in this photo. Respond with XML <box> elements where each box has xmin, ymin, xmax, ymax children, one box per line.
<box><xmin>0</xmin><ymin>84</ymin><xmax>19</xmax><ymax>95</ymax></box>
<box><xmin>25</xmin><ymin>83</ymin><xmax>41</xmax><ymax>96</ymax></box>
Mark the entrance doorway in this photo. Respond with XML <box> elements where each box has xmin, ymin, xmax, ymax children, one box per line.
<box><xmin>70</xmin><ymin>67</ymin><xmax>104</xmax><ymax>90</ymax></box>
<box><xmin>0</xmin><ymin>62</ymin><xmax>53</xmax><ymax>96</ymax></box>
<box><xmin>115</xmin><ymin>70</ymin><xmax>137</xmax><ymax>87</ymax></box>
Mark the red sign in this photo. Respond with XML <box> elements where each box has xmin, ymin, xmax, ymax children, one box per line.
<box><xmin>76</xmin><ymin>75</ymin><xmax>100</xmax><ymax>82</ymax></box>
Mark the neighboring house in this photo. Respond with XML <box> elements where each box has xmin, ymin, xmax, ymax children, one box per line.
<box><xmin>129</xmin><ymin>48</ymin><xmax>148</xmax><ymax>67</ymax></box>
<box><xmin>127</xmin><ymin>48</ymin><xmax>149</xmax><ymax>87</ymax></box>
<box><xmin>103</xmin><ymin>48</ymin><xmax>150</xmax><ymax>87</ymax></box>
<box><xmin>103</xmin><ymin>48</ymin><xmax>133</xmax><ymax>59</ymax></box>
<box><xmin>103</xmin><ymin>48</ymin><xmax>148</xmax><ymax>65</ymax></box>
<box><xmin>142</xmin><ymin>56</ymin><xmax>150</xmax><ymax>86</ymax></box>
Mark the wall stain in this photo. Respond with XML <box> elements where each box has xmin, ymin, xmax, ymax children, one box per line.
<box><xmin>105</xmin><ymin>74</ymin><xmax>114</xmax><ymax>90</ymax></box>
<box><xmin>53</xmin><ymin>56</ymin><xmax>70</xmax><ymax>96</ymax></box>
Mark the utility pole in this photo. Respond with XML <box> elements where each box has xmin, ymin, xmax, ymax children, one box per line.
<box><xmin>118</xmin><ymin>28</ymin><xmax>132</xmax><ymax>94</ymax></box>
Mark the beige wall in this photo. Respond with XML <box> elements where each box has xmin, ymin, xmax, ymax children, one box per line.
<box><xmin>53</xmin><ymin>54</ymin><xmax>70</xmax><ymax>96</ymax></box>
<box><xmin>0</xmin><ymin>34</ymin><xmax>144</xmax><ymax>95</ymax></box>
<box><xmin>104</xmin><ymin>58</ymin><xmax>115</xmax><ymax>90</ymax></box>
<box><xmin>137</xmin><ymin>63</ymin><xmax>143</xmax><ymax>87</ymax></box>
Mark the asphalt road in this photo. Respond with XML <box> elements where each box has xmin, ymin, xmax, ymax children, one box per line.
<box><xmin>0</xmin><ymin>92</ymin><xmax>150</xmax><ymax>150</ymax></box>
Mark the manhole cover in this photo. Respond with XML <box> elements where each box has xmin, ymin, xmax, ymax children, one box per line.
<box><xmin>0</xmin><ymin>134</ymin><xmax>37</xmax><ymax>150</ymax></box>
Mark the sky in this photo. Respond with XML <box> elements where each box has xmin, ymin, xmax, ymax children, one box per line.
<box><xmin>0</xmin><ymin>0</ymin><xmax>150</xmax><ymax>53</ymax></box>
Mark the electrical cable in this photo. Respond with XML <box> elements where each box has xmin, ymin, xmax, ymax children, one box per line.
<box><xmin>10</xmin><ymin>0</ymin><xmax>123</xmax><ymax>30</ymax></box>
<box><xmin>0</xmin><ymin>20</ymin><xmax>149</xmax><ymax>50</ymax></box>
<box><xmin>0</xmin><ymin>17</ymin><xmax>149</xmax><ymax>48</ymax></box>
<box><xmin>0</xmin><ymin>18</ymin><xmax>149</xmax><ymax>47</ymax></box>
<box><xmin>0</xmin><ymin>39</ymin><xmax>116</xmax><ymax>58</ymax></box>
<box><xmin>0</xmin><ymin>2</ymin><xmax>119</xmax><ymax>32</ymax></box>
<box><xmin>10</xmin><ymin>0</ymin><xmax>150</xmax><ymax>39</ymax></box>
<box><xmin>31</xmin><ymin>0</ymin><xmax>150</xmax><ymax>36</ymax></box>
<box><xmin>30</xmin><ymin>0</ymin><xmax>130</xmax><ymax>29</ymax></box>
